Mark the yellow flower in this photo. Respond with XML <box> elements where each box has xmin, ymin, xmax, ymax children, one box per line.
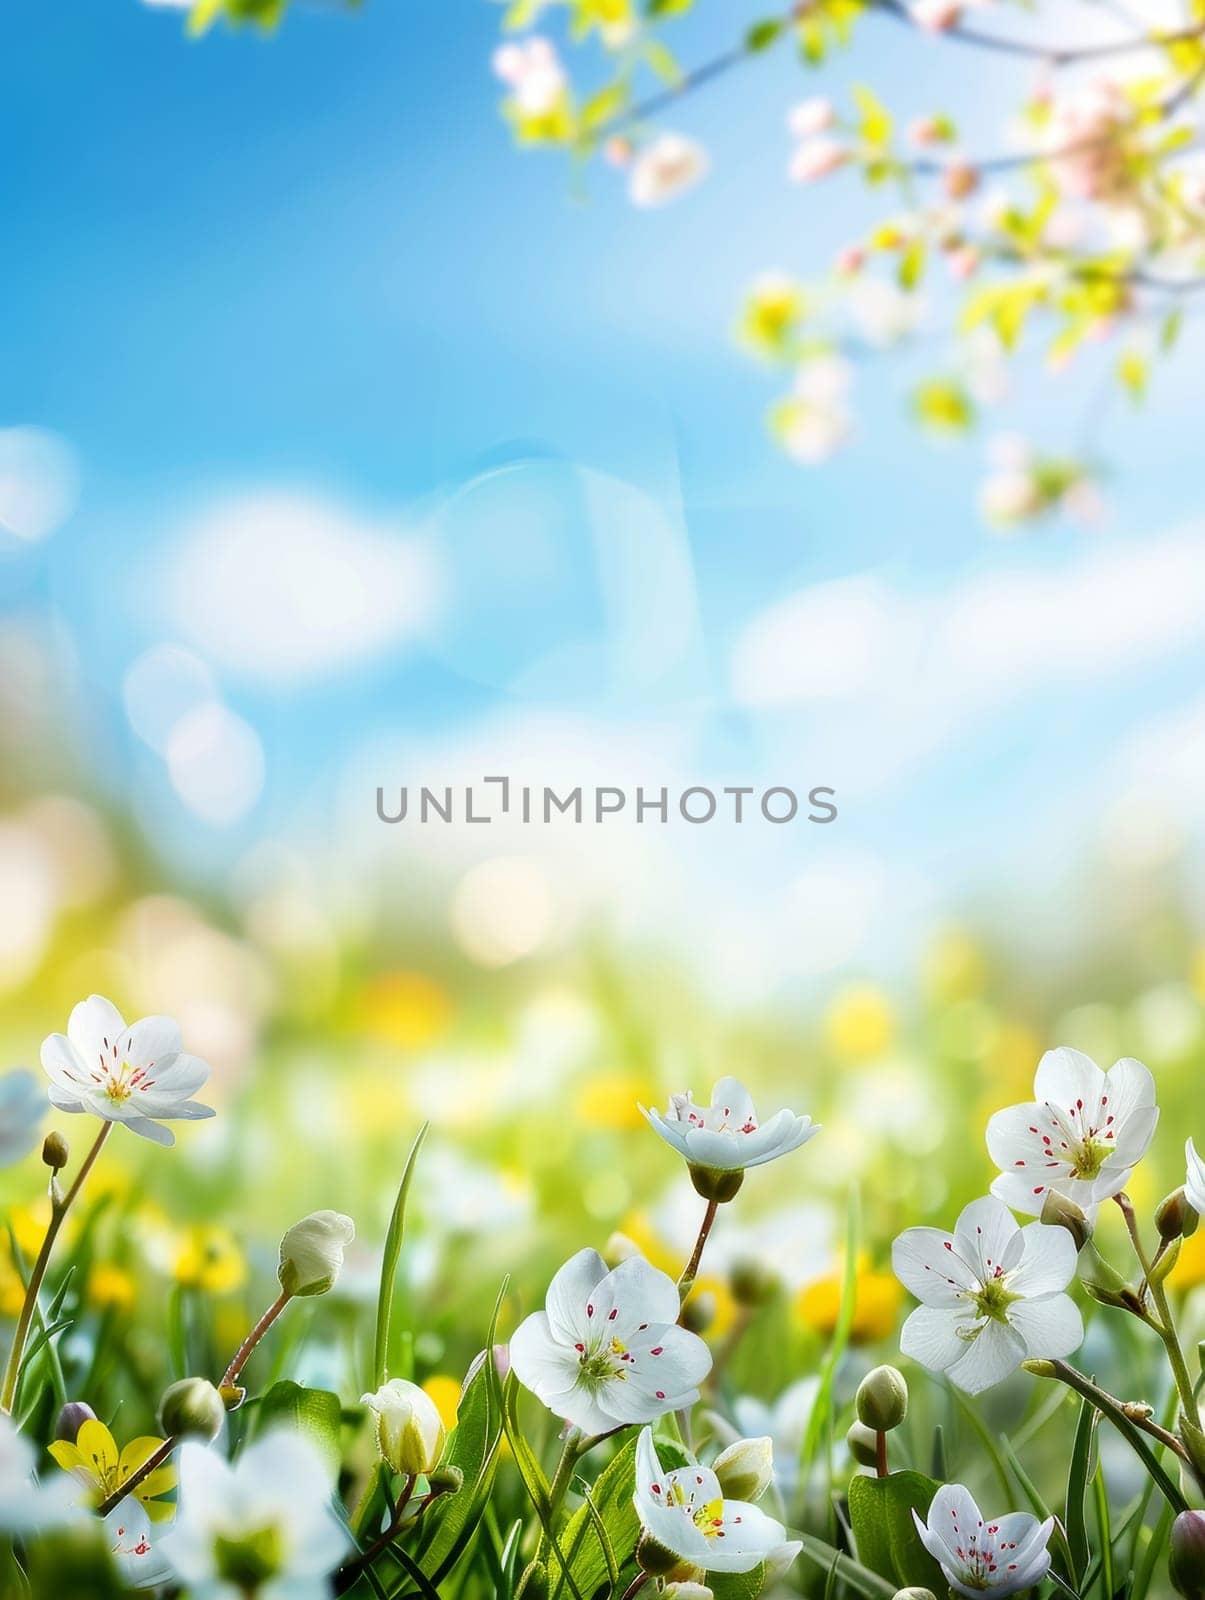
<box><xmin>825</xmin><ymin>986</ymin><xmax>895</xmax><ymax>1060</ymax></box>
<box><xmin>1172</xmin><ymin>1227</ymin><xmax>1205</xmax><ymax>1289</ymax></box>
<box><xmin>359</xmin><ymin>971</ymin><xmax>451</xmax><ymax>1050</ymax></box>
<box><xmin>924</xmin><ymin>927</ymin><xmax>988</xmax><ymax>1004</ymax></box>
<box><xmin>88</xmin><ymin>1264</ymin><xmax>136</xmax><ymax>1313</ymax></box>
<box><xmin>797</xmin><ymin>1255</ymin><xmax>902</xmax><ymax>1344</ymax></box>
<box><xmin>575</xmin><ymin>1073</ymin><xmax>659</xmax><ymax>1132</ymax></box>
<box><xmin>173</xmin><ymin>1226</ymin><xmax>247</xmax><ymax>1295</ymax></box>
<box><xmin>10</xmin><ymin>1200</ymin><xmax>76</xmax><ymax>1263</ymax></box>
<box><xmin>48</xmin><ymin>1419</ymin><xmax>176</xmax><ymax>1521</ymax></box>
<box><xmin>422</xmin><ymin>1375</ymin><xmax>462</xmax><ymax>1432</ymax></box>
<box><xmin>739</xmin><ymin>274</ymin><xmax>806</xmax><ymax>357</ymax></box>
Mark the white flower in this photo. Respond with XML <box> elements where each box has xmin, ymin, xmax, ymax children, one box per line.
<box><xmin>491</xmin><ymin>36</ymin><xmax>566</xmax><ymax>119</ymax></box>
<box><xmin>913</xmin><ymin>1483</ymin><xmax>1054</xmax><ymax>1597</ymax></box>
<box><xmin>361</xmin><ymin>1379</ymin><xmax>446</xmax><ymax>1476</ymax></box>
<box><xmin>788</xmin><ymin>98</ymin><xmax>837</xmax><ymax>138</ymax></box>
<box><xmin>0</xmin><ymin>1414</ymin><xmax>83</xmax><ymax>1532</ymax></box>
<box><xmin>278</xmin><ymin>1210</ymin><xmax>356</xmax><ymax>1297</ymax></box>
<box><xmin>893</xmin><ymin>1195</ymin><xmax>1083</xmax><ymax>1394</ymax></box>
<box><xmin>40</xmin><ymin>995</ymin><xmax>214</xmax><ymax>1147</ymax></box>
<box><xmin>105</xmin><ymin>1495</ymin><xmax>174</xmax><ymax>1589</ymax></box>
<box><xmin>1186</xmin><ymin>1138</ymin><xmax>1205</xmax><ymax>1216</ymax></box>
<box><xmin>161</xmin><ymin>1430</ymin><xmax>347</xmax><ymax>1597</ymax></box>
<box><xmin>0</xmin><ymin>1069</ymin><xmax>45</xmax><ymax>1166</ymax></box>
<box><xmin>986</xmin><ymin>1047</ymin><xmax>1158</xmax><ymax>1216</ymax></box>
<box><xmin>789</xmin><ymin>138</ymin><xmax>849</xmax><ymax>184</ymax></box>
<box><xmin>510</xmin><ymin>1248</ymin><xmax>711</xmax><ymax>1434</ymax></box>
<box><xmin>634</xmin><ymin>1427</ymin><xmax>799</xmax><ymax>1575</ymax></box>
<box><xmin>628</xmin><ymin>134</ymin><xmax>709</xmax><ymax>208</ymax></box>
<box><xmin>642</xmin><ymin>1076</ymin><xmax>819</xmax><ymax>1174</ymax></box>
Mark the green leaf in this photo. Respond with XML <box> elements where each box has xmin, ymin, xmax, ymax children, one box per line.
<box><xmin>641</xmin><ymin>39</ymin><xmax>682</xmax><ymax>86</ymax></box>
<box><xmin>746</xmin><ymin>18</ymin><xmax>785</xmax><ymax>50</ymax></box>
<box><xmin>413</xmin><ymin>1354</ymin><xmax>504</xmax><ymax>1588</ymax></box>
<box><xmin>256</xmin><ymin>1380</ymin><xmax>342</xmax><ymax>1475</ymax></box>
<box><xmin>852</xmin><ymin>84</ymin><xmax>893</xmax><ymax>146</ymax></box>
<box><xmin>847</xmin><ymin>1470</ymin><xmax>947</xmax><ymax>1592</ymax></box>
<box><xmin>373</xmin><ymin>1122</ymin><xmax>428</xmax><ymax>1391</ymax></box>
<box><xmin>1065</xmin><ymin>1397</ymin><xmax>1096</xmax><ymax>1586</ymax></box>
<box><xmin>1117</xmin><ymin>349</ymin><xmax>1148</xmax><ymax>403</ymax></box>
<box><xmin>711</xmin><ymin>1569</ymin><xmax>766</xmax><ymax>1600</ymax></box>
<box><xmin>797</xmin><ymin>1533</ymin><xmax>898</xmax><ymax>1600</ymax></box>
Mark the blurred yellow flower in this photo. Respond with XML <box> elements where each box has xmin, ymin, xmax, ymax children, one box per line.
<box><xmin>924</xmin><ymin>928</ymin><xmax>988</xmax><ymax>1005</ymax></box>
<box><xmin>825</xmin><ymin>986</ymin><xmax>895</xmax><ymax>1060</ymax></box>
<box><xmin>1171</xmin><ymin>1226</ymin><xmax>1205</xmax><ymax>1289</ymax></box>
<box><xmin>10</xmin><ymin>1199</ymin><xmax>74</xmax><ymax>1263</ymax></box>
<box><xmin>173</xmin><ymin>1226</ymin><xmax>247</xmax><ymax>1295</ymax></box>
<box><xmin>797</xmin><ymin>1255</ymin><xmax>901</xmax><ymax>1344</ymax></box>
<box><xmin>359</xmin><ymin>971</ymin><xmax>451</xmax><ymax>1050</ymax></box>
<box><xmin>48</xmin><ymin>1419</ymin><xmax>176</xmax><ymax>1520</ymax></box>
<box><xmin>88</xmin><ymin>1264</ymin><xmax>136</xmax><ymax>1313</ymax></box>
<box><xmin>575</xmin><ymin>1072</ymin><xmax>658</xmax><ymax>1131</ymax></box>
<box><xmin>422</xmin><ymin>1374</ymin><xmax>462</xmax><ymax>1432</ymax></box>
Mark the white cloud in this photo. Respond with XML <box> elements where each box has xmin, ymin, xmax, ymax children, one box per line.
<box><xmin>732</xmin><ymin>526</ymin><xmax>1205</xmax><ymax>791</ymax></box>
<box><xmin>168</xmin><ymin>491</ymin><xmax>441</xmax><ymax>683</ymax></box>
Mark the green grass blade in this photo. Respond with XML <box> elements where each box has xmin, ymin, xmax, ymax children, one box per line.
<box><xmin>796</xmin><ymin>1533</ymin><xmax>898</xmax><ymax>1600</ymax></box>
<box><xmin>798</xmin><ymin>1188</ymin><xmax>860</xmax><ymax>1504</ymax></box>
<box><xmin>1066</xmin><ymin>1397</ymin><xmax>1097</xmax><ymax>1586</ymax></box>
<box><xmin>373</xmin><ymin>1122</ymin><xmax>429</xmax><ymax>1391</ymax></box>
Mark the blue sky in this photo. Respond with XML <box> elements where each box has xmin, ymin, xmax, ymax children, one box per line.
<box><xmin>4</xmin><ymin>0</ymin><xmax>1205</xmax><ymax>990</ymax></box>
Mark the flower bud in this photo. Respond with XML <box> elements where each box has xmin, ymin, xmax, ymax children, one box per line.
<box><xmin>158</xmin><ymin>1376</ymin><xmax>226</xmax><ymax>1442</ymax></box>
<box><xmin>427</xmin><ymin>1463</ymin><xmax>464</xmax><ymax>1496</ymax></box>
<box><xmin>1171</xmin><ymin>1511</ymin><xmax>1205</xmax><ymax>1600</ymax></box>
<box><xmin>42</xmin><ymin>1131</ymin><xmax>69</xmax><ymax>1172</ymax></box>
<box><xmin>664</xmin><ymin>1585</ymin><xmax>713</xmax><ymax>1600</ymax></box>
<box><xmin>729</xmin><ymin>1258</ymin><xmax>779</xmax><ymax>1308</ymax></box>
<box><xmin>54</xmin><ymin>1400</ymin><xmax>97</xmax><ymax>1443</ymax></box>
<box><xmin>277</xmin><ymin>1210</ymin><xmax>355</xmax><ymax>1298</ymax></box>
<box><xmin>846</xmin><ymin>1420</ymin><xmax>879</xmax><ymax>1468</ymax></box>
<box><xmin>602</xmin><ymin>1231</ymin><xmax>641</xmax><ymax>1268</ymax></box>
<box><xmin>713</xmin><ymin>1436</ymin><xmax>773</xmax><ymax>1503</ymax></box>
<box><xmin>893</xmin><ymin>1590</ymin><xmax>938</xmax><ymax>1600</ymax></box>
<box><xmin>855</xmin><ymin>1365</ymin><xmax>909</xmax><ymax>1433</ymax></box>
<box><xmin>1158</xmin><ymin>1188</ymin><xmax>1200</xmax><ymax>1242</ymax></box>
<box><xmin>1040</xmin><ymin>1189</ymin><xmax>1092</xmax><ymax>1251</ymax></box>
<box><xmin>680</xmin><ymin>1290</ymin><xmax>716</xmax><ymax>1336</ymax></box>
<box><xmin>687</xmin><ymin>1165</ymin><xmax>744</xmax><ymax>1204</ymax></box>
<box><xmin>361</xmin><ymin>1378</ymin><xmax>446</xmax><ymax>1476</ymax></box>
<box><xmin>637</xmin><ymin>1532</ymin><xmax>687</xmax><ymax>1576</ymax></box>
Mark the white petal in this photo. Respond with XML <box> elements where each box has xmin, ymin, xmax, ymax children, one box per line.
<box><xmin>1007</xmin><ymin>1223</ymin><xmax>1077</xmax><ymax>1296</ymax></box>
<box><xmin>1108</xmin><ymin>1102</ymin><xmax>1158</xmax><ymax>1166</ymax></box>
<box><xmin>119</xmin><ymin>1015</ymin><xmax>183</xmax><ymax>1071</ymax></box>
<box><xmin>119</xmin><ymin>1115</ymin><xmax>176</xmax><ymax>1146</ymax></box>
<box><xmin>40</xmin><ymin>1034</ymin><xmax>91</xmax><ymax>1093</ymax></box>
<box><xmin>985</xmin><ymin>1102</ymin><xmax>1070</xmax><ymax>1195</ymax></box>
<box><xmin>509</xmin><ymin>1312</ymin><xmax>581</xmax><ymax>1405</ymax></box>
<box><xmin>1187</xmin><ymin>1138</ymin><xmax>1205</xmax><ymax>1215</ymax></box>
<box><xmin>947</xmin><ymin>1319</ymin><xmax>1026</xmax><ymax>1394</ymax></box>
<box><xmin>594</xmin><ymin>1254</ymin><xmax>679</xmax><ymax>1333</ymax></box>
<box><xmin>1007</xmin><ymin>1293</ymin><xmax>1083</xmax><ymax>1361</ymax></box>
<box><xmin>899</xmin><ymin>1305</ymin><xmax>967</xmax><ymax>1373</ymax></box>
<box><xmin>917</xmin><ymin>1483</ymin><xmax>984</xmax><ymax>1567</ymax></box>
<box><xmin>989</xmin><ymin>1170</ymin><xmax>1047</xmax><ymax>1217</ymax></box>
<box><xmin>1033</xmin><ymin>1046</ymin><xmax>1105</xmax><ymax>1111</ymax></box>
<box><xmin>544</xmin><ymin>1249</ymin><xmax>608</xmax><ymax>1344</ymax></box>
<box><xmin>892</xmin><ymin>1227</ymin><xmax>976</xmax><ymax>1306</ymax></box>
<box><xmin>704</xmin><ymin>1501</ymin><xmax>788</xmax><ymax>1572</ymax></box>
<box><xmin>1100</xmin><ymin>1056</ymin><xmax>1156</xmax><ymax>1124</ymax></box>
<box><xmin>681</xmin><ymin>1125</ymin><xmax>750</xmax><ymax>1171</ymax></box>
<box><xmin>66</xmin><ymin>996</ymin><xmax>127</xmax><ymax>1071</ymax></box>
<box><xmin>708</xmin><ymin>1076</ymin><xmax>757</xmax><ymax>1127</ymax></box>
<box><xmin>952</xmin><ymin>1195</ymin><xmax>1020</xmax><ymax>1283</ymax></box>
<box><xmin>644</xmin><ymin>1107</ymin><xmax>692</xmax><ymax>1159</ymax></box>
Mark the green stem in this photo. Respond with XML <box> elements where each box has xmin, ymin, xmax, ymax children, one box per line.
<box><xmin>0</xmin><ymin>1122</ymin><xmax>111</xmax><ymax>1415</ymax></box>
<box><xmin>333</xmin><ymin>1473</ymin><xmax>417</xmax><ymax>1594</ymax></box>
<box><xmin>678</xmin><ymin>1199</ymin><xmax>719</xmax><ymax>1308</ymax></box>
<box><xmin>1115</xmin><ymin>1195</ymin><xmax>1200</xmax><ymax>1431</ymax></box>
<box><xmin>96</xmin><ymin>1435</ymin><xmax>177</xmax><ymax>1517</ymax></box>
<box><xmin>618</xmin><ymin>1577</ymin><xmax>649</xmax><ymax>1600</ymax></box>
<box><xmin>219</xmin><ymin>1290</ymin><xmax>292</xmax><ymax>1393</ymax></box>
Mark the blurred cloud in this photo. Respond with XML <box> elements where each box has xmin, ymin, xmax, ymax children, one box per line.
<box><xmin>166</xmin><ymin>702</ymin><xmax>265</xmax><ymax>824</ymax></box>
<box><xmin>732</xmin><ymin>523</ymin><xmax>1205</xmax><ymax>791</ymax></box>
<box><xmin>168</xmin><ymin>491</ymin><xmax>441</xmax><ymax>684</ymax></box>
<box><xmin>0</xmin><ymin>427</ymin><xmax>78</xmax><ymax>544</ymax></box>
